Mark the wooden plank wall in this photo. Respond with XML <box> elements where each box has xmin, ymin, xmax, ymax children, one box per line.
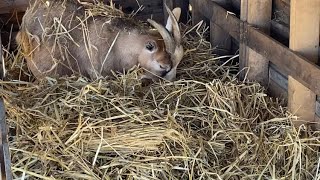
<box><xmin>112</xmin><ymin>0</ymin><xmax>164</xmax><ymax>23</ymax></box>
<box><xmin>190</xmin><ymin>0</ymin><xmax>320</xmax><ymax>129</ymax></box>
<box><xmin>239</xmin><ymin>0</ymin><xmax>272</xmax><ymax>87</ymax></box>
<box><xmin>287</xmin><ymin>0</ymin><xmax>319</xmax><ymax>127</ymax></box>
<box><xmin>0</xmin><ymin>0</ymin><xmax>29</xmax><ymax>14</ymax></box>
<box><xmin>211</xmin><ymin>0</ymin><xmax>320</xmax><ymax>127</ymax></box>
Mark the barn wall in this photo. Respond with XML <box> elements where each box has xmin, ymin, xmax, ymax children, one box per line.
<box><xmin>112</xmin><ymin>0</ymin><xmax>164</xmax><ymax>23</ymax></box>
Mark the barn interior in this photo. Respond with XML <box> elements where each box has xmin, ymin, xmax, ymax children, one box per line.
<box><xmin>0</xmin><ymin>0</ymin><xmax>319</xmax><ymax>179</ymax></box>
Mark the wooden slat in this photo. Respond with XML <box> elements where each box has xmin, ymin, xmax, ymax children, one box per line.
<box><xmin>231</xmin><ymin>0</ymin><xmax>320</xmax><ymax>46</ymax></box>
<box><xmin>210</xmin><ymin>22</ymin><xmax>232</xmax><ymax>55</ymax></box>
<box><xmin>246</xmin><ymin>26</ymin><xmax>320</xmax><ymax>95</ymax></box>
<box><xmin>191</xmin><ymin>0</ymin><xmax>240</xmax><ymax>40</ymax></box>
<box><xmin>210</xmin><ymin>0</ymin><xmax>232</xmax><ymax>55</ymax></box>
<box><xmin>192</xmin><ymin>0</ymin><xmax>320</xmax><ymax>96</ymax></box>
<box><xmin>0</xmin><ymin>0</ymin><xmax>29</xmax><ymax>14</ymax></box>
<box><xmin>239</xmin><ymin>0</ymin><xmax>272</xmax><ymax>87</ymax></box>
<box><xmin>287</xmin><ymin>0</ymin><xmax>319</xmax><ymax>127</ymax></box>
<box><xmin>230</xmin><ymin>0</ymin><xmax>290</xmax><ymax>25</ymax></box>
<box><xmin>113</xmin><ymin>0</ymin><xmax>165</xmax><ymax>23</ymax></box>
<box><xmin>268</xmin><ymin>79</ymin><xmax>288</xmax><ymax>102</ymax></box>
<box><xmin>268</xmin><ymin>62</ymin><xmax>288</xmax><ymax>102</ymax></box>
<box><xmin>238</xmin><ymin>0</ymin><xmax>248</xmax><ymax>81</ymax></box>
<box><xmin>270</xmin><ymin>20</ymin><xmax>289</xmax><ymax>45</ymax></box>
<box><xmin>289</xmin><ymin>1</ymin><xmax>319</xmax><ymax>62</ymax></box>
<box><xmin>269</xmin><ymin>63</ymin><xmax>288</xmax><ymax>91</ymax></box>
<box><xmin>190</xmin><ymin>0</ymin><xmax>208</xmax><ymax>25</ymax></box>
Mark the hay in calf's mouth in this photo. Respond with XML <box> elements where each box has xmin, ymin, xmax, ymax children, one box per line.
<box><xmin>1</xmin><ymin>3</ymin><xmax>320</xmax><ymax>180</ymax></box>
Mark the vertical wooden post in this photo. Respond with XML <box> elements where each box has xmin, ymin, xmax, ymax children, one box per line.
<box><xmin>210</xmin><ymin>1</ymin><xmax>232</xmax><ymax>55</ymax></box>
<box><xmin>239</xmin><ymin>0</ymin><xmax>272</xmax><ymax>87</ymax></box>
<box><xmin>288</xmin><ymin>0</ymin><xmax>320</xmax><ymax>128</ymax></box>
<box><xmin>190</xmin><ymin>0</ymin><xmax>205</xmax><ymax>25</ymax></box>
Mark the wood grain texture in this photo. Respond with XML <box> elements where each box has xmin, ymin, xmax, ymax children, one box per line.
<box><xmin>288</xmin><ymin>0</ymin><xmax>319</xmax><ymax>127</ymax></box>
<box><xmin>0</xmin><ymin>0</ymin><xmax>29</xmax><ymax>14</ymax></box>
<box><xmin>239</xmin><ymin>0</ymin><xmax>272</xmax><ymax>87</ymax></box>
<box><xmin>210</xmin><ymin>0</ymin><xmax>232</xmax><ymax>55</ymax></box>
<box><xmin>193</xmin><ymin>0</ymin><xmax>320</xmax><ymax>96</ymax></box>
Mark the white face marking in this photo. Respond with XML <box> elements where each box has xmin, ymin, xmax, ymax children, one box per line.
<box><xmin>150</xmin><ymin>60</ymin><xmax>165</xmax><ymax>72</ymax></box>
<box><xmin>164</xmin><ymin>68</ymin><xmax>176</xmax><ymax>81</ymax></box>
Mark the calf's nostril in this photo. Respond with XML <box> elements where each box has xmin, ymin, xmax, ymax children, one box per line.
<box><xmin>160</xmin><ymin>64</ymin><xmax>172</xmax><ymax>72</ymax></box>
<box><xmin>161</xmin><ymin>70</ymin><xmax>168</xmax><ymax>77</ymax></box>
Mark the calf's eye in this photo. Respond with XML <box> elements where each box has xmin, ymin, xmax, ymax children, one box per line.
<box><xmin>146</xmin><ymin>41</ymin><xmax>156</xmax><ymax>52</ymax></box>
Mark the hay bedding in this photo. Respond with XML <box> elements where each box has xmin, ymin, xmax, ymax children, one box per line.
<box><xmin>1</xmin><ymin>2</ymin><xmax>320</xmax><ymax>180</ymax></box>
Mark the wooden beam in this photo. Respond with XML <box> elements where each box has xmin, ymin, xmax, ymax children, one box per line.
<box><xmin>230</xmin><ymin>0</ymin><xmax>290</xmax><ymax>25</ymax></box>
<box><xmin>190</xmin><ymin>0</ymin><xmax>208</xmax><ymax>25</ymax></box>
<box><xmin>246</xmin><ymin>26</ymin><xmax>320</xmax><ymax>96</ymax></box>
<box><xmin>210</xmin><ymin>1</ymin><xmax>232</xmax><ymax>55</ymax></box>
<box><xmin>0</xmin><ymin>0</ymin><xmax>29</xmax><ymax>14</ymax></box>
<box><xmin>239</xmin><ymin>0</ymin><xmax>272</xmax><ymax>87</ymax></box>
<box><xmin>195</xmin><ymin>0</ymin><xmax>240</xmax><ymax>40</ymax></box>
<box><xmin>193</xmin><ymin>0</ymin><xmax>320</xmax><ymax>96</ymax></box>
<box><xmin>270</xmin><ymin>20</ymin><xmax>289</xmax><ymax>44</ymax></box>
<box><xmin>210</xmin><ymin>21</ymin><xmax>232</xmax><ymax>55</ymax></box>
<box><xmin>288</xmin><ymin>0</ymin><xmax>320</xmax><ymax>127</ymax></box>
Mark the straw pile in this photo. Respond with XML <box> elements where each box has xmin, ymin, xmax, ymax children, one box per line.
<box><xmin>1</xmin><ymin>2</ymin><xmax>320</xmax><ymax>180</ymax></box>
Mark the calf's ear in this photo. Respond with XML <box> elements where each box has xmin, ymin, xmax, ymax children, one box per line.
<box><xmin>165</xmin><ymin>7</ymin><xmax>181</xmax><ymax>33</ymax></box>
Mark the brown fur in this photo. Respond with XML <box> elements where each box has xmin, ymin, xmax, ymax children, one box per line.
<box><xmin>16</xmin><ymin>0</ymin><xmax>179</xmax><ymax>80</ymax></box>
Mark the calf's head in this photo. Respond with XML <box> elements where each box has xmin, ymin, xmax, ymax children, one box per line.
<box><xmin>138</xmin><ymin>4</ymin><xmax>183</xmax><ymax>81</ymax></box>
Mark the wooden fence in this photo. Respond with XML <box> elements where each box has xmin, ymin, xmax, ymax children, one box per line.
<box><xmin>166</xmin><ymin>0</ymin><xmax>320</xmax><ymax>129</ymax></box>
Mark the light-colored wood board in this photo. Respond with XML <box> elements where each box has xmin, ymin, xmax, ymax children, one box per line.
<box><xmin>288</xmin><ymin>0</ymin><xmax>319</xmax><ymax>127</ymax></box>
<box><xmin>288</xmin><ymin>77</ymin><xmax>317</xmax><ymax>126</ymax></box>
<box><xmin>289</xmin><ymin>0</ymin><xmax>319</xmax><ymax>62</ymax></box>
